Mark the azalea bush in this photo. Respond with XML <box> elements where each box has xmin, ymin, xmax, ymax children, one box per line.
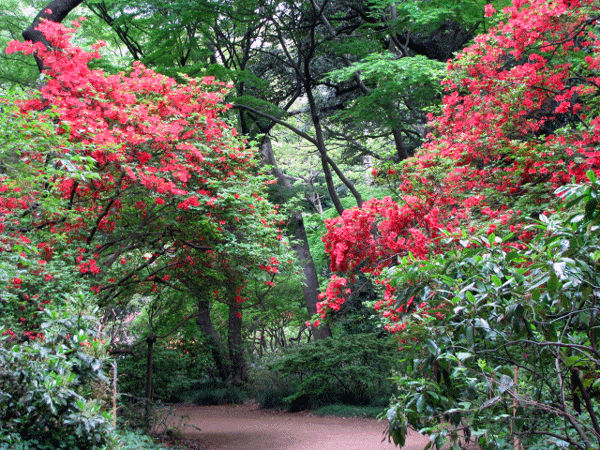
<box><xmin>2</xmin><ymin>16</ymin><xmax>291</xmax><ymax>320</ymax></box>
<box><xmin>315</xmin><ymin>0</ymin><xmax>600</xmax><ymax>448</ymax></box>
<box><xmin>318</xmin><ymin>0</ymin><xmax>600</xmax><ymax>322</ymax></box>
<box><xmin>0</xmin><ymin>89</ymin><xmax>114</xmax><ymax>448</ymax></box>
<box><xmin>1</xmin><ymin>13</ymin><xmax>294</xmax><ymax>447</ymax></box>
<box><xmin>0</xmin><ymin>87</ymin><xmax>92</xmax><ymax>339</ymax></box>
<box><xmin>2</xmin><ymin>9</ymin><xmax>295</xmax><ymax>392</ymax></box>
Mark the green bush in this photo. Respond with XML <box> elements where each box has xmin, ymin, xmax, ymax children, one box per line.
<box><xmin>254</xmin><ymin>386</ymin><xmax>296</xmax><ymax>410</ymax></box>
<box><xmin>312</xmin><ymin>404</ymin><xmax>385</xmax><ymax>418</ymax></box>
<box><xmin>249</xmin><ymin>361</ymin><xmax>296</xmax><ymax>410</ymax></box>
<box><xmin>252</xmin><ymin>333</ymin><xmax>398</xmax><ymax>411</ymax></box>
<box><xmin>0</xmin><ymin>306</ymin><xmax>113</xmax><ymax>450</ymax></box>
<box><xmin>385</xmin><ymin>173</ymin><xmax>600</xmax><ymax>449</ymax></box>
<box><xmin>108</xmin><ymin>430</ymin><xmax>168</xmax><ymax>450</ymax></box>
<box><xmin>117</xmin><ymin>341</ymin><xmax>216</xmax><ymax>404</ymax></box>
<box><xmin>180</xmin><ymin>381</ymin><xmax>247</xmax><ymax>406</ymax></box>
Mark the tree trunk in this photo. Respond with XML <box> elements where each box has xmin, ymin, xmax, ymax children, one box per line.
<box><xmin>112</xmin><ymin>361</ymin><xmax>118</xmax><ymax>428</ymax></box>
<box><xmin>227</xmin><ymin>304</ymin><xmax>247</xmax><ymax>384</ymax></box>
<box><xmin>304</xmin><ymin>80</ymin><xmax>345</xmax><ymax>215</ymax></box>
<box><xmin>261</xmin><ymin>135</ymin><xmax>334</xmax><ymax>338</ymax></box>
<box><xmin>288</xmin><ymin>211</ymin><xmax>332</xmax><ymax>339</ymax></box>
<box><xmin>144</xmin><ymin>335</ymin><xmax>156</xmax><ymax>431</ymax></box>
<box><xmin>260</xmin><ymin>135</ymin><xmax>292</xmax><ymax>189</ymax></box>
<box><xmin>392</xmin><ymin>128</ymin><xmax>409</xmax><ymax>161</ymax></box>
<box><xmin>196</xmin><ymin>295</ymin><xmax>230</xmax><ymax>381</ymax></box>
<box><xmin>260</xmin><ymin>136</ymin><xmax>330</xmax><ymax>339</ymax></box>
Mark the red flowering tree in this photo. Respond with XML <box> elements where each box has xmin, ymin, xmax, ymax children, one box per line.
<box><xmin>317</xmin><ymin>0</ymin><xmax>600</xmax><ymax>447</ymax></box>
<box><xmin>1</xmin><ymin>18</ymin><xmax>294</xmax><ymax>384</ymax></box>
<box><xmin>318</xmin><ymin>0</ymin><xmax>600</xmax><ymax>326</ymax></box>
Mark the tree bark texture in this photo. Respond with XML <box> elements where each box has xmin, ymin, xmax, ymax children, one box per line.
<box><xmin>144</xmin><ymin>335</ymin><xmax>156</xmax><ymax>430</ymax></box>
<box><xmin>288</xmin><ymin>211</ymin><xmax>332</xmax><ymax>340</ymax></box>
<box><xmin>227</xmin><ymin>304</ymin><xmax>247</xmax><ymax>384</ymax></box>
<box><xmin>196</xmin><ymin>295</ymin><xmax>231</xmax><ymax>382</ymax></box>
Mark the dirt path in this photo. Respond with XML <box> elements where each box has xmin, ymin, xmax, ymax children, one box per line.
<box><xmin>166</xmin><ymin>403</ymin><xmax>430</xmax><ymax>450</ymax></box>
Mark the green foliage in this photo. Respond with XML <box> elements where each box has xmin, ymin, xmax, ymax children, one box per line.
<box><xmin>0</xmin><ymin>89</ymin><xmax>116</xmax><ymax>449</ymax></box>
<box><xmin>255</xmin><ymin>334</ymin><xmax>398</xmax><ymax>411</ymax></box>
<box><xmin>180</xmin><ymin>382</ymin><xmax>248</xmax><ymax>406</ymax></box>
<box><xmin>0</xmin><ymin>301</ymin><xmax>113</xmax><ymax>450</ymax></box>
<box><xmin>327</xmin><ymin>54</ymin><xmax>445</xmax><ymax>128</ymax></box>
<box><xmin>0</xmin><ymin>2</ymin><xmax>128</xmax><ymax>89</ymax></box>
<box><xmin>249</xmin><ymin>363</ymin><xmax>297</xmax><ymax>410</ymax></box>
<box><xmin>385</xmin><ymin>172</ymin><xmax>600</xmax><ymax>449</ymax></box>
<box><xmin>117</xmin><ymin>342</ymin><xmax>216</xmax><ymax>404</ymax></box>
<box><xmin>311</xmin><ymin>404</ymin><xmax>384</xmax><ymax>418</ymax></box>
<box><xmin>0</xmin><ymin>1</ymin><xmax>42</xmax><ymax>88</ymax></box>
<box><xmin>369</xmin><ymin>0</ymin><xmax>511</xmax><ymax>32</ymax></box>
<box><xmin>0</xmin><ymin>89</ymin><xmax>100</xmax><ymax>338</ymax></box>
<box><xmin>109</xmin><ymin>430</ymin><xmax>168</xmax><ymax>450</ymax></box>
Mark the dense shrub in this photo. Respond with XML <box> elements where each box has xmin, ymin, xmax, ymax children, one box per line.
<box><xmin>117</xmin><ymin>341</ymin><xmax>217</xmax><ymax>405</ymax></box>
<box><xmin>253</xmin><ymin>333</ymin><xmax>398</xmax><ymax>411</ymax></box>
<box><xmin>0</xmin><ymin>305</ymin><xmax>113</xmax><ymax>450</ymax></box>
<box><xmin>180</xmin><ymin>381</ymin><xmax>248</xmax><ymax>406</ymax></box>
<box><xmin>385</xmin><ymin>173</ymin><xmax>600</xmax><ymax>449</ymax></box>
<box><xmin>311</xmin><ymin>404</ymin><xmax>384</xmax><ymax>418</ymax></box>
<box><xmin>110</xmin><ymin>430</ymin><xmax>169</xmax><ymax>450</ymax></box>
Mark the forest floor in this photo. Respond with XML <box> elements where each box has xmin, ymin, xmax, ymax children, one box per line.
<box><xmin>158</xmin><ymin>402</ymin><xmax>431</xmax><ymax>450</ymax></box>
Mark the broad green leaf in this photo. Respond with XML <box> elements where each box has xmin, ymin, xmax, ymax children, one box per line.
<box><xmin>491</xmin><ymin>275</ymin><xmax>502</xmax><ymax>287</ymax></box>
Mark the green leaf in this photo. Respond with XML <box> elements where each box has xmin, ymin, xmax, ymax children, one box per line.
<box><xmin>475</xmin><ymin>318</ymin><xmax>491</xmax><ymax>332</ymax></box>
<box><xmin>547</xmin><ymin>271</ymin><xmax>559</xmax><ymax>295</ymax></box>
<box><xmin>585</xmin><ymin>197</ymin><xmax>598</xmax><ymax>220</ymax></box>
<box><xmin>456</xmin><ymin>352</ymin><xmax>473</xmax><ymax>361</ymax></box>
<box><xmin>504</xmin><ymin>251</ymin><xmax>520</xmax><ymax>262</ymax></box>
<box><xmin>426</xmin><ymin>339</ymin><xmax>440</xmax><ymax>357</ymax></box>
<box><xmin>579</xmin><ymin>311</ymin><xmax>591</xmax><ymax>327</ymax></box>
<box><xmin>465</xmin><ymin>291</ymin><xmax>476</xmax><ymax>304</ymax></box>
<box><xmin>416</xmin><ymin>394</ymin><xmax>425</xmax><ymax>413</ymax></box>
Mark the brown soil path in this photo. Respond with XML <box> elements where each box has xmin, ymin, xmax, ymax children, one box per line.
<box><xmin>167</xmin><ymin>403</ymin><xmax>430</xmax><ymax>450</ymax></box>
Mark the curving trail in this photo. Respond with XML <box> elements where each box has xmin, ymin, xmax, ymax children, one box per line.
<box><xmin>166</xmin><ymin>403</ymin><xmax>430</xmax><ymax>450</ymax></box>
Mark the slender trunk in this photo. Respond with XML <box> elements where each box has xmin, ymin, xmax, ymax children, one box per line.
<box><xmin>112</xmin><ymin>361</ymin><xmax>118</xmax><ymax>428</ymax></box>
<box><xmin>301</xmin><ymin>37</ymin><xmax>346</xmax><ymax>214</ymax></box>
<box><xmin>305</xmin><ymin>83</ymin><xmax>345</xmax><ymax>215</ymax></box>
<box><xmin>196</xmin><ymin>295</ymin><xmax>230</xmax><ymax>381</ymax></box>
<box><xmin>392</xmin><ymin>128</ymin><xmax>409</xmax><ymax>161</ymax></box>
<box><xmin>260</xmin><ymin>135</ymin><xmax>292</xmax><ymax>189</ymax></box>
<box><xmin>288</xmin><ymin>211</ymin><xmax>332</xmax><ymax>339</ymax></box>
<box><xmin>227</xmin><ymin>304</ymin><xmax>247</xmax><ymax>384</ymax></box>
<box><xmin>571</xmin><ymin>368</ymin><xmax>600</xmax><ymax>437</ymax></box>
<box><xmin>144</xmin><ymin>335</ymin><xmax>156</xmax><ymax>431</ymax></box>
<box><xmin>314</xmin><ymin>0</ymin><xmax>410</xmax><ymax>166</ymax></box>
<box><xmin>261</xmin><ymin>136</ymin><xmax>329</xmax><ymax>338</ymax></box>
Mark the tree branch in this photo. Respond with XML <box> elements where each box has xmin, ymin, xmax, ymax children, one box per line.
<box><xmin>24</xmin><ymin>0</ymin><xmax>85</xmax><ymax>71</ymax></box>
